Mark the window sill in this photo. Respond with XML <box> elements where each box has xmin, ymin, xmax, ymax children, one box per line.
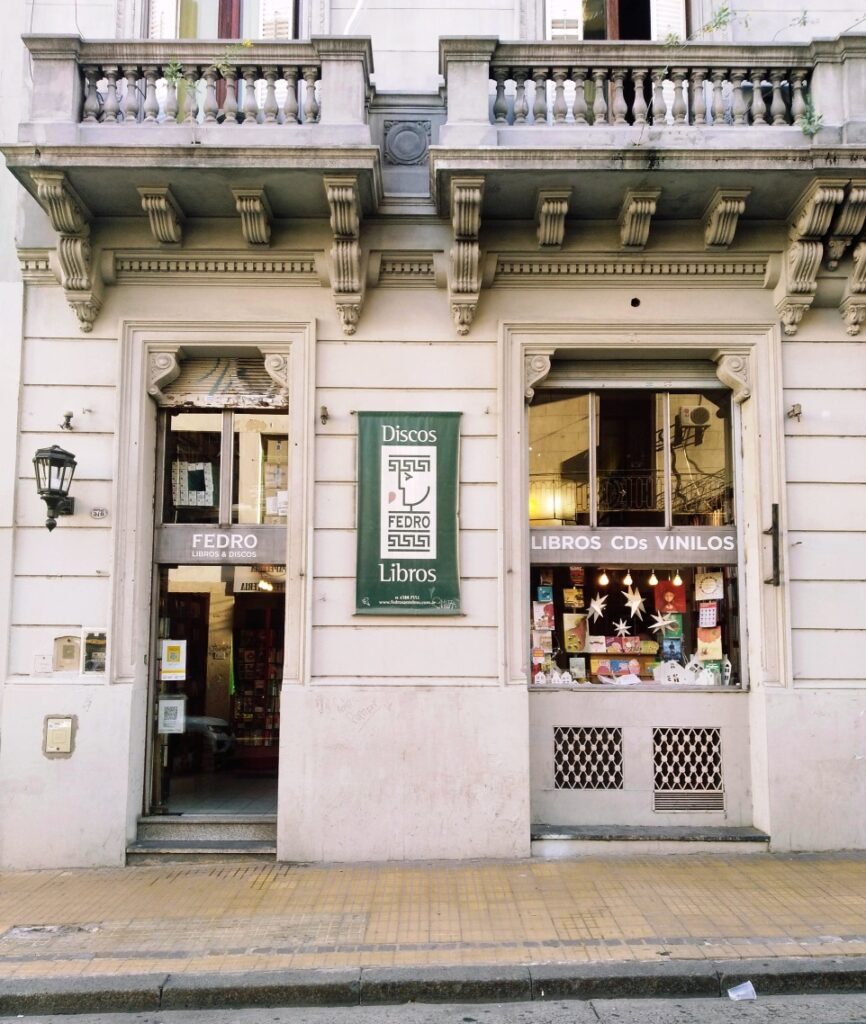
<box><xmin>528</xmin><ymin>683</ymin><xmax>746</xmax><ymax>693</ymax></box>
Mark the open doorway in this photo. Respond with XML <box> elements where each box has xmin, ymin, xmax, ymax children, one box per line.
<box><xmin>151</xmin><ymin>563</ymin><xmax>285</xmax><ymax>815</ymax></box>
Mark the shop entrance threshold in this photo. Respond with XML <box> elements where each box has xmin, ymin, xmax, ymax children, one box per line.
<box><xmin>127</xmin><ymin>814</ymin><xmax>277</xmax><ymax>865</ymax></box>
<box><xmin>531</xmin><ymin>824</ymin><xmax>770</xmax><ymax>858</ymax></box>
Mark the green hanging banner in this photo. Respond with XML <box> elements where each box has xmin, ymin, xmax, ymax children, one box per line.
<box><xmin>356</xmin><ymin>412</ymin><xmax>462</xmax><ymax>615</ymax></box>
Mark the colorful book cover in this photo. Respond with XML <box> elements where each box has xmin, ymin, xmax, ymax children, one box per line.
<box><xmin>654</xmin><ymin>582</ymin><xmax>687</xmax><ymax>613</ymax></box>
<box><xmin>539</xmin><ymin>568</ymin><xmax>554</xmax><ymax>585</ymax></box>
<box><xmin>697</xmin><ymin>626</ymin><xmax>723</xmax><ymax>660</ymax></box>
<box><xmin>606</xmin><ymin>636</ymin><xmax>626</xmax><ymax>653</ymax></box>
<box><xmin>531</xmin><ymin>629</ymin><xmax>553</xmax><ymax>653</ymax></box>
<box><xmin>531</xmin><ymin>647</ymin><xmax>545</xmax><ymax>666</ymax></box>
<box><xmin>590</xmin><ymin>657</ymin><xmax>612</xmax><ymax>676</ymax></box>
<box><xmin>569</xmin><ymin>656</ymin><xmax>587</xmax><ymax>680</ymax></box>
<box><xmin>563</xmin><ymin>613</ymin><xmax>588</xmax><ymax>653</ymax></box>
<box><xmin>536</xmin><ymin>585</ymin><xmax>553</xmax><ymax>602</ymax></box>
<box><xmin>588</xmin><ymin>635</ymin><xmax>607</xmax><ymax>653</ymax></box>
<box><xmin>698</xmin><ymin>601</ymin><xmax>718</xmax><ymax>628</ymax></box>
<box><xmin>640</xmin><ymin>639</ymin><xmax>659</xmax><ymax>655</ymax></box>
<box><xmin>665</xmin><ymin>613</ymin><xmax>684</xmax><ymax>639</ymax></box>
<box><xmin>621</xmin><ymin>636</ymin><xmax>641</xmax><ymax>654</ymax></box>
<box><xmin>660</xmin><ymin>637</ymin><xmax>683</xmax><ymax>662</ymax></box>
<box><xmin>569</xmin><ymin>566</ymin><xmax>585</xmax><ymax>584</ymax></box>
<box><xmin>695</xmin><ymin>571</ymin><xmax>724</xmax><ymax>601</ymax></box>
<box><xmin>702</xmin><ymin>659</ymin><xmax>724</xmax><ymax>683</ymax></box>
<box><xmin>532</xmin><ymin>601</ymin><xmax>555</xmax><ymax>629</ymax></box>
<box><xmin>562</xmin><ymin>587</ymin><xmax>584</xmax><ymax>609</ymax></box>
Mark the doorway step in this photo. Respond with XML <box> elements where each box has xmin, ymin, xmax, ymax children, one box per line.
<box><xmin>531</xmin><ymin>824</ymin><xmax>770</xmax><ymax>858</ymax></box>
<box><xmin>127</xmin><ymin>815</ymin><xmax>276</xmax><ymax>864</ymax></box>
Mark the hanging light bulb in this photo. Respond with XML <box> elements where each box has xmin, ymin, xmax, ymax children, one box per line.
<box><xmin>623</xmin><ymin>569</ymin><xmax>633</xmax><ymax>587</ymax></box>
<box><xmin>673</xmin><ymin>569</ymin><xmax>683</xmax><ymax>587</ymax></box>
<box><xmin>598</xmin><ymin>568</ymin><xmax>609</xmax><ymax>586</ymax></box>
<box><xmin>648</xmin><ymin>569</ymin><xmax>659</xmax><ymax>586</ymax></box>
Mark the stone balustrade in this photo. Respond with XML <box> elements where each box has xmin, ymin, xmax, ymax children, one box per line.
<box><xmin>20</xmin><ymin>35</ymin><xmax>373</xmax><ymax>143</ymax></box>
<box><xmin>439</xmin><ymin>36</ymin><xmax>866</xmax><ymax>147</ymax></box>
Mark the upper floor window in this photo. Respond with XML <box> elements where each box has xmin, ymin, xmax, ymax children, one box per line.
<box><xmin>546</xmin><ymin>0</ymin><xmax>685</xmax><ymax>41</ymax></box>
<box><xmin>149</xmin><ymin>0</ymin><xmax>294</xmax><ymax>38</ymax></box>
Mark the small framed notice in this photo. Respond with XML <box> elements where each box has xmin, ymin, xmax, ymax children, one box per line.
<box><xmin>160</xmin><ymin>639</ymin><xmax>187</xmax><ymax>681</ymax></box>
<box><xmin>157</xmin><ymin>695</ymin><xmax>186</xmax><ymax>734</ymax></box>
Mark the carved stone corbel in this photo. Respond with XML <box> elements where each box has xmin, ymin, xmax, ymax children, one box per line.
<box><xmin>524</xmin><ymin>348</ymin><xmax>556</xmax><ymax>401</ymax></box>
<box><xmin>774</xmin><ymin>179</ymin><xmax>846</xmax><ymax>335</ymax></box>
<box><xmin>826</xmin><ymin>182</ymin><xmax>866</xmax><ymax>269</ymax></box>
<box><xmin>324</xmin><ymin>176</ymin><xmax>363</xmax><ymax>335</ymax></box>
<box><xmin>138</xmin><ymin>186</ymin><xmax>184</xmax><ymax>246</ymax></box>
<box><xmin>147</xmin><ymin>348</ymin><xmax>183</xmax><ymax>403</ymax></box>
<box><xmin>839</xmin><ymin>238</ymin><xmax>866</xmax><ymax>336</ymax></box>
<box><xmin>233</xmin><ymin>188</ymin><xmax>273</xmax><ymax>247</ymax></box>
<box><xmin>448</xmin><ymin>177</ymin><xmax>485</xmax><ymax>335</ymax></box>
<box><xmin>31</xmin><ymin>171</ymin><xmax>103</xmax><ymax>333</ymax></box>
<box><xmin>703</xmin><ymin>188</ymin><xmax>751</xmax><ymax>249</ymax></box>
<box><xmin>619</xmin><ymin>188</ymin><xmax>660</xmax><ymax>250</ymax></box>
<box><xmin>259</xmin><ymin>347</ymin><xmax>290</xmax><ymax>404</ymax></box>
<box><xmin>536</xmin><ymin>189</ymin><xmax>572</xmax><ymax>248</ymax></box>
<box><xmin>713</xmin><ymin>351</ymin><xmax>751</xmax><ymax>404</ymax></box>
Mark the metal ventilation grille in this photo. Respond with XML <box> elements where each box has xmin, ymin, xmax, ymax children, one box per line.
<box><xmin>653</xmin><ymin>727</ymin><xmax>724</xmax><ymax>811</ymax></box>
<box><xmin>554</xmin><ymin>727</ymin><xmax>623</xmax><ymax>790</ymax></box>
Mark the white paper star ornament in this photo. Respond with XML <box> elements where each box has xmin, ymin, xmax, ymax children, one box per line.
<box><xmin>613</xmin><ymin>618</ymin><xmax>631</xmax><ymax>637</ymax></box>
<box><xmin>588</xmin><ymin>592</ymin><xmax>608</xmax><ymax>623</ymax></box>
<box><xmin>649</xmin><ymin>611</ymin><xmax>677</xmax><ymax>635</ymax></box>
<box><xmin>622</xmin><ymin>586</ymin><xmax>646</xmax><ymax>620</ymax></box>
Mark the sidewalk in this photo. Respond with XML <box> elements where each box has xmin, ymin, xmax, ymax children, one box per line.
<box><xmin>0</xmin><ymin>852</ymin><xmax>865</xmax><ymax>1011</ymax></box>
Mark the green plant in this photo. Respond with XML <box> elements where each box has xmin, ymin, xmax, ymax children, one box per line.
<box><xmin>800</xmin><ymin>99</ymin><xmax>823</xmax><ymax>137</ymax></box>
<box><xmin>213</xmin><ymin>39</ymin><xmax>253</xmax><ymax>78</ymax></box>
<box><xmin>163</xmin><ymin>60</ymin><xmax>183</xmax><ymax>84</ymax></box>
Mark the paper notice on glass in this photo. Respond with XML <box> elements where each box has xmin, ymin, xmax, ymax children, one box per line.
<box><xmin>266</xmin><ymin>494</ymin><xmax>278</xmax><ymax>515</ymax></box>
<box><xmin>276</xmin><ymin>490</ymin><xmax>289</xmax><ymax>515</ymax></box>
<box><xmin>160</xmin><ymin>639</ymin><xmax>187</xmax><ymax>681</ymax></box>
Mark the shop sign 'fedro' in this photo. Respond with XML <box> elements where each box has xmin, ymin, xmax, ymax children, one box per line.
<box><xmin>356</xmin><ymin>412</ymin><xmax>461</xmax><ymax>614</ymax></box>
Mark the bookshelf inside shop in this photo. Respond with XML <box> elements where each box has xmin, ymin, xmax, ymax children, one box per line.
<box><xmin>232</xmin><ymin>596</ymin><xmax>284</xmax><ymax>764</ymax></box>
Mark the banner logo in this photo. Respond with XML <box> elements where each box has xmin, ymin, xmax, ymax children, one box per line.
<box><xmin>381</xmin><ymin>446</ymin><xmax>437</xmax><ymax>559</ymax></box>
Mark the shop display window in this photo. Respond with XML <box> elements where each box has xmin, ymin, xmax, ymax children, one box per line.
<box><xmin>529</xmin><ymin>564</ymin><xmax>741</xmax><ymax>688</ymax></box>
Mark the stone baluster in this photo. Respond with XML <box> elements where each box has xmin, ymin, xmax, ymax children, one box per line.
<box><xmin>492</xmin><ymin>66</ymin><xmax>508</xmax><ymax>124</ymax></box>
<box><xmin>182</xmin><ymin>65</ymin><xmax>199</xmax><ymax>123</ymax></box>
<box><xmin>591</xmin><ymin>68</ymin><xmax>607</xmax><ymax>125</ymax></box>
<box><xmin>552</xmin><ymin>67</ymin><xmax>569</xmax><ymax>124</ymax></box>
<box><xmin>202</xmin><ymin>65</ymin><xmax>219</xmax><ymax>122</ymax></box>
<box><xmin>671</xmin><ymin>67</ymin><xmax>687</xmax><ymax>126</ymax></box>
<box><xmin>631</xmin><ymin>68</ymin><xmax>648</xmax><ymax>126</ymax></box>
<box><xmin>102</xmin><ymin>65</ymin><xmax>120</xmax><ymax>123</ymax></box>
<box><xmin>142</xmin><ymin>65</ymin><xmax>159</xmax><ymax>122</ymax></box>
<box><xmin>282</xmin><ymin>67</ymin><xmax>299</xmax><ymax>124</ymax></box>
<box><xmin>513</xmin><ymin>69</ymin><xmax>529</xmax><ymax>124</ymax></box>
<box><xmin>162</xmin><ymin>72</ymin><xmax>179</xmax><ymax>123</ymax></box>
<box><xmin>223</xmin><ymin>67</ymin><xmax>239</xmax><ymax>124</ymax></box>
<box><xmin>302</xmin><ymin>66</ymin><xmax>319</xmax><ymax>122</ymax></box>
<box><xmin>570</xmin><ymin>69</ymin><xmax>587</xmax><ymax>125</ymax></box>
<box><xmin>690</xmin><ymin>69</ymin><xmax>707</xmax><ymax>125</ymax></box>
<box><xmin>710</xmin><ymin>68</ymin><xmax>726</xmax><ymax>125</ymax></box>
<box><xmin>730</xmin><ymin>68</ymin><xmax>747</xmax><ymax>125</ymax></box>
<box><xmin>611</xmin><ymin>69</ymin><xmax>627</xmax><ymax>124</ymax></box>
<box><xmin>750</xmin><ymin>70</ymin><xmax>767</xmax><ymax>124</ymax></box>
<box><xmin>81</xmin><ymin>65</ymin><xmax>101</xmax><ymax>123</ymax></box>
<box><xmin>790</xmin><ymin>68</ymin><xmax>808</xmax><ymax>127</ymax></box>
<box><xmin>532</xmin><ymin>67</ymin><xmax>548</xmax><ymax>125</ymax></box>
<box><xmin>241</xmin><ymin>65</ymin><xmax>259</xmax><ymax>123</ymax></box>
<box><xmin>121</xmin><ymin>66</ymin><xmax>140</xmax><ymax>122</ymax></box>
<box><xmin>262</xmin><ymin>66</ymin><xmax>279</xmax><ymax>123</ymax></box>
<box><xmin>769</xmin><ymin>69</ymin><xmax>787</xmax><ymax>125</ymax></box>
<box><xmin>651</xmin><ymin>68</ymin><xmax>667</xmax><ymax>124</ymax></box>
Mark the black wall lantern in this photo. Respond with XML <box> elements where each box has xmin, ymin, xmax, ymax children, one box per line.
<box><xmin>33</xmin><ymin>445</ymin><xmax>77</xmax><ymax>531</ymax></box>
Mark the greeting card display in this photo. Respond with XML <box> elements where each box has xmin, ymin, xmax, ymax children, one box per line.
<box><xmin>697</xmin><ymin>626</ymin><xmax>723</xmax><ymax>660</ymax></box>
<box><xmin>563</xmin><ymin>613</ymin><xmax>588</xmax><ymax>653</ymax></box>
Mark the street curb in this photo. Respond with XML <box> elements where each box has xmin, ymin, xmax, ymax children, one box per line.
<box><xmin>2</xmin><ymin>957</ymin><xmax>866</xmax><ymax>1014</ymax></box>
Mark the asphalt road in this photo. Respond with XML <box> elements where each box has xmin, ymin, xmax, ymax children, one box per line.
<box><xmin>4</xmin><ymin>996</ymin><xmax>866</xmax><ymax>1024</ymax></box>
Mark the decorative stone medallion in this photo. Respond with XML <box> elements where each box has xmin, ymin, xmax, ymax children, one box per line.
<box><xmin>383</xmin><ymin>120</ymin><xmax>431</xmax><ymax>166</ymax></box>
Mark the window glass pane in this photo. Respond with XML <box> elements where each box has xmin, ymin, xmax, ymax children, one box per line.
<box><xmin>528</xmin><ymin>392</ymin><xmax>590</xmax><ymax>525</ymax></box>
<box><xmin>233</xmin><ymin>412</ymin><xmax>290</xmax><ymax>524</ymax></box>
<box><xmin>178</xmin><ymin>0</ymin><xmax>219</xmax><ymax>36</ymax></box>
<box><xmin>582</xmin><ymin>0</ymin><xmax>606</xmax><ymax>38</ymax></box>
<box><xmin>669</xmin><ymin>391</ymin><xmax>734</xmax><ymax>525</ymax></box>
<box><xmin>528</xmin><ymin>563</ymin><xmax>741</xmax><ymax>687</ymax></box>
<box><xmin>163</xmin><ymin>411</ymin><xmax>222</xmax><ymax>524</ymax></box>
<box><xmin>597</xmin><ymin>390</ymin><xmax>664</xmax><ymax>526</ymax></box>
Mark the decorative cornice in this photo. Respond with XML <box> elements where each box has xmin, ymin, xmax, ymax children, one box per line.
<box><xmin>17</xmin><ymin>248</ymin><xmax>52</xmax><ymax>282</ymax></box>
<box><xmin>713</xmin><ymin>352</ymin><xmax>751</xmax><ymax>404</ymax></box>
<box><xmin>113</xmin><ymin>252</ymin><xmax>319</xmax><ymax>283</ymax></box>
<box><xmin>448</xmin><ymin>176</ymin><xmax>485</xmax><ymax>335</ymax></box>
<box><xmin>232</xmin><ymin>188</ymin><xmax>273</xmax><ymax>247</ymax></box>
<box><xmin>138</xmin><ymin>186</ymin><xmax>184</xmax><ymax>246</ymax></box>
<box><xmin>536</xmin><ymin>189</ymin><xmax>572</xmax><ymax>248</ymax></box>
<box><xmin>147</xmin><ymin>348</ymin><xmax>183</xmax><ymax>403</ymax></box>
<box><xmin>324</xmin><ymin>175</ymin><xmax>363</xmax><ymax>335</ymax></box>
<box><xmin>826</xmin><ymin>182</ymin><xmax>866</xmax><ymax>270</ymax></box>
<box><xmin>260</xmin><ymin>348</ymin><xmax>290</xmax><ymax>402</ymax></box>
<box><xmin>493</xmin><ymin>255</ymin><xmax>768</xmax><ymax>285</ymax></box>
<box><xmin>703</xmin><ymin>188</ymin><xmax>751</xmax><ymax>249</ymax></box>
<box><xmin>619</xmin><ymin>188</ymin><xmax>660</xmax><ymax>250</ymax></box>
<box><xmin>377</xmin><ymin>254</ymin><xmax>436</xmax><ymax>287</ymax></box>
<box><xmin>525</xmin><ymin>348</ymin><xmax>556</xmax><ymax>401</ymax></box>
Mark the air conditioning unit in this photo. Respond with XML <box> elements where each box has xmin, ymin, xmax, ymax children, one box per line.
<box><xmin>678</xmin><ymin>405</ymin><xmax>712</xmax><ymax>427</ymax></box>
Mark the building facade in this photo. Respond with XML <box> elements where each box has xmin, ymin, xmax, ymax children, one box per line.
<box><xmin>0</xmin><ymin>0</ymin><xmax>864</xmax><ymax>868</ymax></box>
